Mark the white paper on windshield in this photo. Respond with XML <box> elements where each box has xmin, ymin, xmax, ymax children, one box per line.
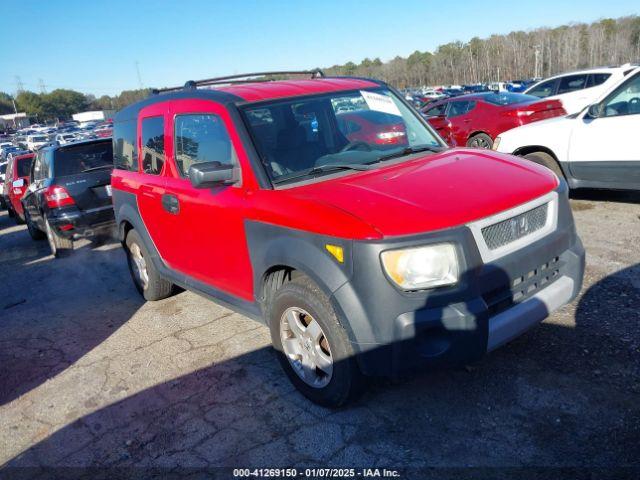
<box><xmin>360</xmin><ymin>90</ymin><xmax>402</xmax><ymax>116</ymax></box>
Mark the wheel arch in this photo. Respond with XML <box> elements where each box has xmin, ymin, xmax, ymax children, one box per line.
<box><xmin>512</xmin><ymin>145</ymin><xmax>568</xmax><ymax>178</ymax></box>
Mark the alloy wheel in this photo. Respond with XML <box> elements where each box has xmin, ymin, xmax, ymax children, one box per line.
<box><xmin>280</xmin><ymin>307</ymin><xmax>333</xmax><ymax>388</ymax></box>
<box><xmin>129</xmin><ymin>242</ymin><xmax>149</xmax><ymax>289</ymax></box>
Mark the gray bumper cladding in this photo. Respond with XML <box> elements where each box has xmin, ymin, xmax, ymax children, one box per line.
<box><xmin>487</xmin><ymin>275</ymin><xmax>575</xmax><ymax>352</ymax></box>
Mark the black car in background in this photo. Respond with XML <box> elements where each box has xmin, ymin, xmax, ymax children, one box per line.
<box><xmin>21</xmin><ymin>138</ymin><xmax>115</xmax><ymax>257</ymax></box>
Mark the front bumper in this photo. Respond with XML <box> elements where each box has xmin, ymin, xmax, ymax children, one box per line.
<box><xmin>48</xmin><ymin>205</ymin><xmax>115</xmax><ymax>239</ymax></box>
<box><xmin>331</xmin><ymin>182</ymin><xmax>585</xmax><ymax>376</ymax></box>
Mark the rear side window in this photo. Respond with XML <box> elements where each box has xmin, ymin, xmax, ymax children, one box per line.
<box><xmin>113</xmin><ymin>119</ymin><xmax>138</xmax><ymax>171</ymax></box>
<box><xmin>174</xmin><ymin>114</ymin><xmax>237</xmax><ymax>176</ymax></box>
<box><xmin>447</xmin><ymin>101</ymin><xmax>475</xmax><ymax>118</ymax></box>
<box><xmin>53</xmin><ymin>142</ymin><xmax>113</xmax><ymax>177</ymax></box>
<box><xmin>588</xmin><ymin>73</ymin><xmax>611</xmax><ymax>87</ymax></box>
<box><xmin>557</xmin><ymin>74</ymin><xmax>588</xmax><ymax>94</ymax></box>
<box><xmin>33</xmin><ymin>151</ymin><xmax>51</xmax><ymax>180</ymax></box>
<box><xmin>141</xmin><ymin>116</ymin><xmax>165</xmax><ymax>175</ymax></box>
<box><xmin>527</xmin><ymin>79</ymin><xmax>557</xmax><ymax>98</ymax></box>
<box><xmin>17</xmin><ymin>157</ymin><xmax>33</xmax><ymax>177</ymax></box>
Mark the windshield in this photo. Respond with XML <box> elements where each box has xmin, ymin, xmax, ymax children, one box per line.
<box><xmin>53</xmin><ymin>141</ymin><xmax>113</xmax><ymax>177</ymax></box>
<box><xmin>32</xmin><ymin>136</ymin><xmax>47</xmax><ymax>142</ymax></box>
<box><xmin>242</xmin><ymin>88</ymin><xmax>442</xmax><ymax>184</ymax></box>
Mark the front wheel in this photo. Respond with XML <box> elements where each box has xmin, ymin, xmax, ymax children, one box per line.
<box><xmin>45</xmin><ymin>215</ymin><xmax>73</xmax><ymax>257</ymax></box>
<box><xmin>269</xmin><ymin>276</ymin><xmax>364</xmax><ymax>407</ymax></box>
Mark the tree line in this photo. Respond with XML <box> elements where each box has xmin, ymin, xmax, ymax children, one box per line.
<box><xmin>0</xmin><ymin>88</ymin><xmax>151</xmax><ymax>122</ymax></box>
<box><xmin>325</xmin><ymin>15</ymin><xmax>640</xmax><ymax>88</ymax></box>
<box><xmin>1</xmin><ymin>15</ymin><xmax>639</xmax><ymax>122</ymax></box>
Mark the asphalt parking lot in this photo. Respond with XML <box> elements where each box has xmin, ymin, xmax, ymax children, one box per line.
<box><xmin>1</xmin><ymin>192</ymin><xmax>639</xmax><ymax>473</ymax></box>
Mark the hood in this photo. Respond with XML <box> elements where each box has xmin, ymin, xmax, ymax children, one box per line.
<box><xmin>288</xmin><ymin>149</ymin><xmax>558</xmax><ymax>237</ymax></box>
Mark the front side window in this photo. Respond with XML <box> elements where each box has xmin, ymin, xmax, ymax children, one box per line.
<box><xmin>601</xmin><ymin>72</ymin><xmax>640</xmax><ymax>118</ymax></box>
<box><xmin>557</xmin><ymin>75</ymin><xmax>588</xmax><ymax>94</ymax></box>
<box><xmin>242</xmin><ymin>88</ymin><xmax>442</xmax><ymax>184</ymax></box>
<box><xmin>113</xmin><ymin>119</ymin><xmax>138</xmax><ymax>171</ymax></box>
<box><xmin>423</xmin><ymin>103</ymin><xmax>447</xmax><ymax>117</ymax></box>
<box><xmin>174</xmin><ymin>114</ymin><xmax>237</xmax><ymax>176</ymax></box>
<box><xmin>141</xmin><ymin>116</ymin><xmax>165</xmax><ymax>175</ymax></box>
<box><xmin>527</xmin><ymin>79</ymin><xmax>557</xmax><ymax>98</ymax></box>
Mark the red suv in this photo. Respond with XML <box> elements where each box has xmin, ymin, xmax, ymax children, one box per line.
<box><xmin>112</xmin><ymin>71</ymin><xmax>585</xmax><ymax>406</ymax></box>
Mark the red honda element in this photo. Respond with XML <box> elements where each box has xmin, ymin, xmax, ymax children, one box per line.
<box><xmin>111</xmin><ymin>71</ymin><xmax>585</xmax><ymax>407</ymax></box>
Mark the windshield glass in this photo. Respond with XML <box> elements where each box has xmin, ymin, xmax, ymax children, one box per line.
<box><xmin>242</xmin><ymin>88</ymin><xmax>442</xmax><ymax>184</ymax></box>
<box><xmin>53</xmin><ymin>141</ymin><xmax>113</xmax><ymax>177</ymax></box>
<box><xmin>32</xmin><ymin>136</ymin><xmax>47</xmax><ymax>142</ymax></box>
<box><xmin>481</xmin><ymin>92</ymin><xmax>538</xmax><ymax>105</ymax></box>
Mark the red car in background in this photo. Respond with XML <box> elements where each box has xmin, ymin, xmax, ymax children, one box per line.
<box><xmin>336</xmin><ymin>110</ymin><xmax>408</xmax><ymax>147</ymax></box>
<box><xmin>94</xmin><ymin>121</ymin><xmax>113</xmax><ymax>138</ymax></box>
<box><xmin>422</xmin><ymin>92</ymin><xmax>566</xmax><ymax>149</ymax></box>
<box><xmin>3</xmin><ymin>152</ymin><xmax>34</xmax><ymax>223</ymax></box>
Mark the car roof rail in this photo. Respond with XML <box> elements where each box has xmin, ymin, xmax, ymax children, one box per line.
<box><xmin>152</xmin><ymin>69</ymin><xmax>325</xmax><ymax>94</ymax></box>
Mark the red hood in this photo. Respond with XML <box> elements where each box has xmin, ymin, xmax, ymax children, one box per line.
<box><xmin>286</xmin><ymin>148</ymin><xmax>558</xmax><ymax>237</ymax></box>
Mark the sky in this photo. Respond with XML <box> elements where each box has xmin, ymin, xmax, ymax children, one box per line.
<box><xmin>0</xmin><ymin>0</ymin><xmax>638</xmax><ymax>97</ymax></box>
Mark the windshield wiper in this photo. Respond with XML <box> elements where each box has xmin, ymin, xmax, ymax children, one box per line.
<box><xmin>82</xmin><ymin>164</ymin><xmax>114</xmax><ymax>173</ymax></box>
<box><xmin>273</xmin><ymin>163</ymin><xmax>371</xmax><ymax>184</ymax></box>
<box><xmin>371</xmin><ymin>145</ymin><xmax>445</xmax><ymax>164</ymax></box>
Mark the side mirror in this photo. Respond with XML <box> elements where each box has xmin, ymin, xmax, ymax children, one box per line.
<box><xmin>587</xmin><ymin>103</ymin><xmax>602</xmax><ymax>119</ymax></box>
<box><xmin>12</xmin><ymin>178</ymin><xmax>25</xmax><ymax>188</ymax></box>
<box><xmin>188</xmin><ymin>161</ymin><xmax>238</xmax><ymax>189</ymax></box>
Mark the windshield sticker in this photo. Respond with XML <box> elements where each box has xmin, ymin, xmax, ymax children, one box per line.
<box><xmin>360</xmin><ymin>90</ymin><xmax>402</xmax><ymax>116</ymax></box>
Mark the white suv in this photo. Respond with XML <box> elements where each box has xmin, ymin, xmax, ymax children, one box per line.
<box><xmin>524</xmin><ymin>64</ymin><xmax>638</xmax><ymax>114</ymax></box>
<box><xmin>494</xmin><ymin>67</ymin><xmax>640</xmax><ymax>191</ymax></box>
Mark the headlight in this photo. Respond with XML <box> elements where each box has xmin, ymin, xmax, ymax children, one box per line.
<box><xmin>492</xmin><ymin>136</ymin><xmax>501</xmax><ymax>151</ymax></box>
<box><xmin>381</xmin><ymin>243</ymin><xmax>459</xmax><ymax>290</ymax></box>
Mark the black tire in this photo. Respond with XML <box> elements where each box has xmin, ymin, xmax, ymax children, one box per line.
<box><xmin>466</xmin><ymin>133</ymin><xmax>493</xmax><ymax>149</ymax></box>
<box><xmin>44</xmin><ymin>214</ymin><xmax>73</xmax><ymax>258</ymax></box>
<box><xmin>6</xmin><ymin>204</ymin><xmax>15</xmax><ymax>218</ymax></box>
<box><xmin>523</xmin><ymin>151</ymin><xmax>565</xmax><ymax>180</ymax></box>
<box><xmin>25</xmin><ymin>210</ymin><xmax>45</xmax><ymax>240</ymax></box>
<box><xmin>13</xmin><ymin>210</ymin><xmax>25</xmax><ymax>225</ymax></box>
<box><xmin>269</xmin><ymin>275</ymin><xmax>364</xmax><ymax>408</ymax></box>
<box><xmin>125</xmin><ymin>229</ymin><xmax>174</xmax><ymax>301</ymax></box>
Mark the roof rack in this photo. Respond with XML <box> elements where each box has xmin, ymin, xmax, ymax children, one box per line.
<box><xmin>153</xmin><ymin>69</ymin><xmax>325</xmax><ymax>94</ymax></box>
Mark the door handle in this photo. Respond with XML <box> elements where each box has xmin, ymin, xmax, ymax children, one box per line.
<box><xmin>161</xmin><ymin>194</ymin><xmax>180</xmax><ymax>214</ymax></box>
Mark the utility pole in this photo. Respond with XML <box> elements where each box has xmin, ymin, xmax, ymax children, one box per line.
<box><xmin>135</xmin><ymin>61</ymin><xmax>144</xmax><ymax>89</ymax></box>
<box><xmin>14</xmin><ymin>75</ymin><xmax>24</xmax><ymax>94</ymax></box>
<box><xmin>533</xmin><ymin>45</ymin><xmax>541</xmax><ymax>79</ymax></box>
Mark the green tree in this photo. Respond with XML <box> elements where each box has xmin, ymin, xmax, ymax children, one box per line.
<box><xmin>0</xmin><ymin>92</ymin><xmax>16</xmax><ymax>115</ymax></box>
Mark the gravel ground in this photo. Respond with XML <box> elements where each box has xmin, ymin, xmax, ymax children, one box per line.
<box><xmin>0</xmin><ymin>191</ymin><xmax>638</xmax><ymax>476</ymax></box>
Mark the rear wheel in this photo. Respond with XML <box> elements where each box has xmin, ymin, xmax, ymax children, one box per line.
<box><xmin>523</xmin><ymin>151</ymin><xmax>565</xmax><ymax>179</ymax></box>
<box><xmin>45</xmin><ymin>215</ymin><xmax>73</xmax><ymax>257</ymax></box>
<box><xmin>125</xmin><ymin>229</ymin><xmax>174</xmax><ymax>301</ymax></box>
<box><xmin>25</xmin><ymin>210</ymin><xmax>45</xmax><ymax>240</ymax></box>
<box><xmin>269</xmin><ymin>275</ymin><xmax>364</xmax><ymax>407</ymax></box>
<box><xmin>466</xmin><ymin>133</ymin><xmax>493</xmax><ymax>149</ymax></box>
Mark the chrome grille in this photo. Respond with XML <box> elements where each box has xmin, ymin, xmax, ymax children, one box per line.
<box><xmin>481</xmin><ymin>203</ymin><xmax>548</xmax><ymax>250</ymax></box>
